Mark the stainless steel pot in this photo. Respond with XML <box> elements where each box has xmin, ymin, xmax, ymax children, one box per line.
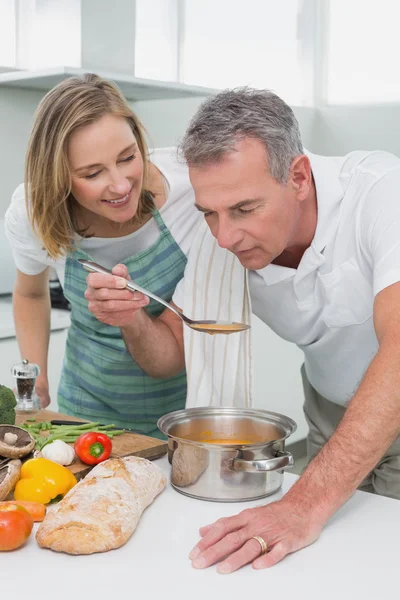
<box><xmin>157</xmin><ymin>407</ymin><xmax>297</xmax><ymax>502</ymax></box>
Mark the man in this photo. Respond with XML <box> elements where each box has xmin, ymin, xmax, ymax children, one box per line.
<box><xmin>85</xmin><ymin>88</ymin><xmax>400</xmax><ymax>573</ymax></box>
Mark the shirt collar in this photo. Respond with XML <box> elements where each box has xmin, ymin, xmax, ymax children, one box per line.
<box><xmin>255</xmin><ymin>150</ymin><xmax>344</xmax><ymax>286</ymax></box>
<box><xmin>307</xmin><ymin>150</ymin><xmax>344</xmax><ymax>253</ymax></box>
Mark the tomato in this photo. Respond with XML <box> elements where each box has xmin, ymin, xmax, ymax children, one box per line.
<box><xmin>74</xmin><ymin>432</ymin><xmax>112</xmax><ymax>465</ymax></box>
<box><xmin>0</xmin><ymin>501</ymin><xmax>46</xmax><ymax>522</ymax></box>
<box><xmin>0</xmin><ymin>504</ymin><xmax>33</xmax><ymax>551</ymax></box>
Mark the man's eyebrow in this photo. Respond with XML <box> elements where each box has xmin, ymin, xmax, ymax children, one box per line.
<box><xmin>74</xmin><ymin>143</ymin><xmax>138</xmax><ymax>172</ymax></box>
<box><xmin>194</xmin><ymin>199</ymin><xmax>262</xmax><ymax>212</ymax></box>
<box><xmin>229</xmin><ymin>198</ymin><xmax>262</xmax><ymax>210</ymax></box>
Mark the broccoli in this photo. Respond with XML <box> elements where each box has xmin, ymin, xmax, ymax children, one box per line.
<box><xmin>0</xmin><ymin>384</ymin><xmax>17</xmax><ymax>425</ymax></box>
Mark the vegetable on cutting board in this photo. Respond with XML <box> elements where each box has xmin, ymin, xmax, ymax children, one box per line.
<box><xmin>74</xmin><ymin>432</ymin><xmax>112</xmax><ymax>465</ymax></box>
<box><xmin>19</xmin><ymin>420</ymin><xmax>125</xmax><ymax>451</ymax></box>
<box><xmin>4</xmin><ymin>432</ymin><xmax>18</xmax><ymax>445</ymax></box>
<box><xmin>0</xmin><ymin>459</ymin><xmax>21</xmax><ymax>501</ymax></box>
<box><xmin>13</xmin><ymin>457</ymin><xmax>77</xmax><ymax>504</ymax></box>
<box><xmin>0</xmin><ymin>384</ymin><xmax>16</xmax><ymax>425</ymax></box>
<box><xmin>0</xmin><ymin>425</ymin><xmax>35</xmax><ymax>458</ymax></box>
<box><xmin>0</xmin><ymin>503</ymin><xmax>33</xmax><ymax>551</ymax></box>
<box><xmin>41</xmin><ymin>439</ymin><xmax>75</xmax><ymax>465</ymax></box>
<box><xmin>0</xmin><ymin>501</ymin><xmax>46</xmax><ymax>522</ymax></box>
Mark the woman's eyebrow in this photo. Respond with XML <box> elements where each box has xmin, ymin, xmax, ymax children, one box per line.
<box><xmin>74</xmin><ymin>143</ymin><xmax>138</xmax><ymax>172</ymax></box>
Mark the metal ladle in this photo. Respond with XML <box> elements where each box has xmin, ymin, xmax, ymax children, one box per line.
<box><xmin>78</xmin><ymin>259</ymin><xmax>250</xmax><ymax>335</ymax></box>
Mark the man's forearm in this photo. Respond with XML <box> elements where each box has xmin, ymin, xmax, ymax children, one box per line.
<box><xmin>285</xmin><ymin>342</ymin><xmax>400</xmax><ymax>522</ymax></box>
<box><xmin>121</xmin><ymin>309</ymin><xmax>185</xmax><ymax>378</ymax></box>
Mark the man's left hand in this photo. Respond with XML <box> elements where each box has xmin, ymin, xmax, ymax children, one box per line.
<box><xmin>189</xmin><ymin>498</ymin><xmax>323</xmax><ymax>573</ymax></box>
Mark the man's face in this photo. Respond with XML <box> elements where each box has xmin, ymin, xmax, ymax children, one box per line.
<box><xmin>189</xmin><ymin>138</ymin><xmax>311</xmax><ymax>271</ymax></box>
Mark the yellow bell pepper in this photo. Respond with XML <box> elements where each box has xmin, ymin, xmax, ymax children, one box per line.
<box><xmin>14</xmin><ymin>458</ymin><xmax>77</xmax><ymax>504</ymax></box>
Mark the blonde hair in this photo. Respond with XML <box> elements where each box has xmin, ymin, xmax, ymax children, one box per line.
<box><xmin>25</xmin><ymin>73</ymin><xmax>153</xmax><ymax>259</ymax></box>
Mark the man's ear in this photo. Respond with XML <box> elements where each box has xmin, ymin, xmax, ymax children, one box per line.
<box><xmin>289</xmin><ymin>155</ymin><xmax>311</xmax><ymax>201</ymax></box>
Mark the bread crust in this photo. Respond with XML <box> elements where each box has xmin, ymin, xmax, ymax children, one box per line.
<box><xmin>36</xmin><ymin>456</ymin><xmax>166</xmax><ymax>554</ymax></box>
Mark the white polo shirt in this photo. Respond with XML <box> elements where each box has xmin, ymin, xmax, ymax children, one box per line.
<box><xmin>172</xmin><ymin>149</ymin><xmax>400</xmax><ymax>406</ymax></box>
<box><xmin>249</xmin><ymin>150</ymin><xmax>400</xmax><ymax>405</ymax></box>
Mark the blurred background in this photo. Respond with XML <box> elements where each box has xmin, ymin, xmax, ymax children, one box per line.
<box><xmin>0</xmin><ymin>0</ymin><xmax>398</xmax><ymax>453</ymax></box>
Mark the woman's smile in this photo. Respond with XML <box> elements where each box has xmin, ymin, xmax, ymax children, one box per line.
<box><xmin>102</xmin><ymin>186</ymin><xmax>133</xmax><ymax>208</ymax></box>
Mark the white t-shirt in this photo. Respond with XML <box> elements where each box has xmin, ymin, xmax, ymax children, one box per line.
<box><xmin>174</xmin><ymin>150</ymin><xmax>400</xmax><ymax>406</ymax></box>
<box><xmin>5</xmin><ymin>147</ymin><xmax>202</xmax><ymax>286</ymax></box>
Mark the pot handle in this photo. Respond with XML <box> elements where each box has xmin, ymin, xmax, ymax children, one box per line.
<box><xmin>229</xmin><ymin>450</ymin><xmax>294</xmax><ymax>473</ymax></box>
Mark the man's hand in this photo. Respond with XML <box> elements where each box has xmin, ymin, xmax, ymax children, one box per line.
<box><xmin>84</xmin><ymin>264</ymin><xmax>150</xmax><ymax>327</ymax></box>
<box><xmin>189</xmin><ymin>497</ymin><xmax>323</xmax><ymax>573</ymax></box>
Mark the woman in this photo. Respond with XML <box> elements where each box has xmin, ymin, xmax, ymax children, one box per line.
<box><xmin>5</xmin><ymin>73</ymin><xmax>202</xmax><ymax>438</ymax></box>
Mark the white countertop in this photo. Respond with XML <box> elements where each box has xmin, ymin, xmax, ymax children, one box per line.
<box><xmin>2</xmin><ymin>456</ymin><xmax>399</xmax><ymax>599</ymax></box>
<box><xmin>0</xmin><ymin>295</ymin><xmax>70</xmax><ymax>339</ymax></box>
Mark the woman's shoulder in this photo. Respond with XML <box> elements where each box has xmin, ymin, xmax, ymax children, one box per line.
<box><xmin>5</xmin><ymin>183</ymin><xmax>30</xmax><ymax>229</ymax></box>
<box><xmin>5</xmin><ymin>183</ymin><xmax>40</xmax><ymax>251</ymax></box>
<box><xmin>8</xmin><ymin>182</ymin><xmax>27</xmax><ymax>208</ymax></box>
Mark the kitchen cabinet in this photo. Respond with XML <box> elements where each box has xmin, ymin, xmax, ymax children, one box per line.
<box><xmin>0</xmin><ymin>67</ymin><xmax>217</xmax><ymax>101</ymax></box>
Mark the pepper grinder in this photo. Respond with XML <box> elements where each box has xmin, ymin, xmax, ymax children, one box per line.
<box><xmin>11</xmin><ymin>359</ymin><xmax>41</xmax><ymax>412</ymax></box>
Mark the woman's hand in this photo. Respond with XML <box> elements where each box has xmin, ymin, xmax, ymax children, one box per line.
<box><xmin>35</xmin><ymin>375</ymin><xmax>51</xmax><ymax>409</ymax></box>
<box><xmin>85</xmin><ymin>264</ymin><xmax>149</xmax><ymax>327</ymax></box>
<box><xmin>189</xmin><ymin>497</ymin><xmax>324</xmax><ymax>574</ymax></box>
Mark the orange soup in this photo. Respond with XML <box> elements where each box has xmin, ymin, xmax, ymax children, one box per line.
<box><xmin>183</xmin><ymin>430</ymin><xmax>263</xmax><ymax>445</ymax></box>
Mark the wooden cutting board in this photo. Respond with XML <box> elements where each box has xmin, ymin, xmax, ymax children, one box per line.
<box><xmin>16</xmin><ymin>409</ymin><xmax>168</xmax><ymax>481</ymax></box>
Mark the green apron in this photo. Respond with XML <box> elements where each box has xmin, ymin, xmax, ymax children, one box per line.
<box><xmin>58</xmin><ymin>208</ymin><xmax>187</xmax><ymax>438</ymax></box>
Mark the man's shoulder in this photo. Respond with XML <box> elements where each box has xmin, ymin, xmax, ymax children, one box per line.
<box><xmin>340</xmin><ymin>150</ymin><xmax>400</xmax><ymax>181</ymax></box>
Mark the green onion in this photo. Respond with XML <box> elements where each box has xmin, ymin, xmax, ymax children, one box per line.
<box><xmin>19</xmin><ymin>421</ymin><xmax>125</xmax><ymax>451</ymax></box>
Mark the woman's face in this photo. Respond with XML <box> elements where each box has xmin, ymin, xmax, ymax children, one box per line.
<box><xmin>68</xmin><ymin>113</ymin><xmax>144</xmax><ymax>229</ymax></box>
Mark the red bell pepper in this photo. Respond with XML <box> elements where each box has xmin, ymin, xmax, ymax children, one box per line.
<box><xmin>74</xmin><ymin>432</ymin><xmax>112</xmax><ymax>465</ymax></box>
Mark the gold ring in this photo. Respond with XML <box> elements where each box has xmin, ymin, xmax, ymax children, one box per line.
<box><xmin>252</xmin><ymin>535</ymin><xmax>268</xmax><ymax>555</ymax></box>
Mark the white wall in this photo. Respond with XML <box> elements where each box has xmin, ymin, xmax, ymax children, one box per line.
<box><xmin>133</xmin><ymin>96</ymin><xmax>209</xmax><ymax>148</ymax></box>
<box><xmin>0</xmin><ymin>87</ymin><xmax>45</xmax><ymax>217</ymax></box>
<box><xmin>313</xmin><ymin>105</ymin><xmax>400</xmax><ymax>157</ymax></box>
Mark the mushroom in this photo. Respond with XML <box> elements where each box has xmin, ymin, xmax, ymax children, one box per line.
<box><xmin>0</xmin><ymin>425</ymin><xmax>35</xmax><ymax>458</ymax></box>
<box><xmin>0</xmin><ymin>459</ymin><xmax>21</xmax><ymax>501</ymax></box>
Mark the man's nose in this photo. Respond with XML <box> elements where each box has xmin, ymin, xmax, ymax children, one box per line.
<box><xmin>215</xmin><ymin>220</ymin><xmax>242</xmax><ymax>250</ymax></box>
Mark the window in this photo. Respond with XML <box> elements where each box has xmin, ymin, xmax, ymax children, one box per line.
<box><xmin>6</xmin><ymin>0</ymin><xmax>399</xmax><ymax>107</ymax></box>
<box><xmin>135</xmin><ymin>0</ymin><xmax>178</xmax><ymax>82</ymax></box>
<box><xmin>19</xmin><ymin>0</ymin><xmax>81</xmax><ymax>70</ymax></box>
<box><xmin>327</xmin><ymin>0</ymin><xmax>400</xmax><ymax>104</ymax></box>
<box><xmin>181</xmin><ymin>0</ymin><xmax>306</xmax><ymax>105</ymax></box>
<box><xmin>0</xmin><ymin>0</ymin><xmax>81</xmax><ymax>70</ymax></box>
<box><xmin>0</xmin><ymin>0</ymin><xmax>16</xmax><ymax>68</ymax></box>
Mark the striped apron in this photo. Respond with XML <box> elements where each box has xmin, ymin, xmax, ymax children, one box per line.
<box><xmin>58</xmin><ymin>208</ymin><xmax>188</xmax><ymax>438</ymax></box>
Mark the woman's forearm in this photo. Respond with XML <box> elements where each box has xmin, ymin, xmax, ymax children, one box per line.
<box><xmin>13</xmin><ymin>289</ymin><xmax>51</xmax><ymax>380</ymax></box>
<box><xmin>121</xmin><ymin>309</ymin><xmax>185</xmax><ymax>378</ymax></box>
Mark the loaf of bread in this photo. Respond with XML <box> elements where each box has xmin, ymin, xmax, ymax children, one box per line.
<box><xmin>36</xmin><ymin>456</ymin><xmax>166</xmax><ymax>554</ymax></box>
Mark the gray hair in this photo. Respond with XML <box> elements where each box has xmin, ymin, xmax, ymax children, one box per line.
<box><xmin>179</xmin><ymin>88</ymin><xmax>304</xmax><ymax>184</ymax></box>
